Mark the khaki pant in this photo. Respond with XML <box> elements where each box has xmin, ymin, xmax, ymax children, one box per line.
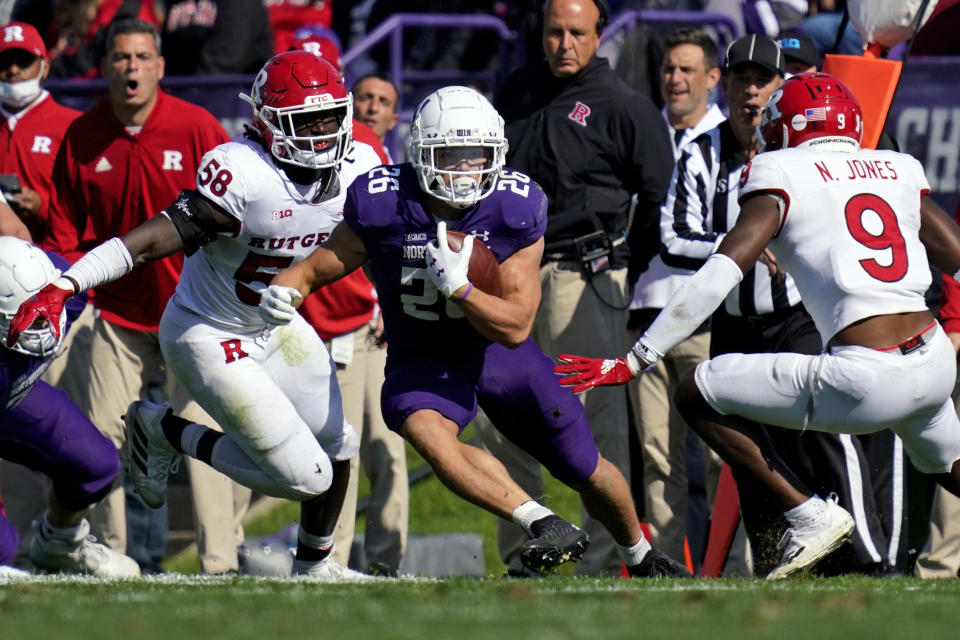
<box><xmin>330</xmin><ymin>322</ymin><xmax>408</xmax><ymax>573</ymax></box>
<box><xmin>170</xmin><ymin>385</ymin><xmax>252</xmax><ymax>574</ymax></box>
<box><xmin>914</xmin><ymin>378</ymin><xmax>960</xmax><ymax>578</ymax></box>
<box><xmin>478</xmin><ymin>262</ymin><xmax>631</xmax><ymax>576</ymax></box>
<box><xmin>627</xmin><ymin>330</ymin><xmax>721</xmax><ymax>562</ymax></box>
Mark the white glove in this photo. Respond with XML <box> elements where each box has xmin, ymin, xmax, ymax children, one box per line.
<box><xmin>258</xmin><ymin>285</ymin><xmax>303</xmax><ymax>325</ymax></box>
<box><xmin>424</xmin><ymin>221</ymin><xmax>472</xmax><ymax>298</ymax></box>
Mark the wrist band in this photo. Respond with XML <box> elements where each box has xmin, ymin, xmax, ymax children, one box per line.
<box><xmin>631</xmin><ymin>338</ymin><xmax>663</xmax><ymax>370</ymax></box>
<box><xmin>456</xmin><ymin>283</ymin><xmax>474</xmax><ymax>301</ymax></box>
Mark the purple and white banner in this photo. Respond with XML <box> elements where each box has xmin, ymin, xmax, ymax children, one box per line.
<box><xmin>887</xmin><ymin>57</ymin><xmax>960</xmax><ymax>215</ymax></box>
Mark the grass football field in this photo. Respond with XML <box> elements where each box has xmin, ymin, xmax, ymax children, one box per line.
<box><xmin>7</xmin><ymin>430</ymin><xmax>958</xmax><ymax>639</ymax></box>
<box><xmin>3</xmin><ymin>574</ymin><xmax>960</xmax><ymax>640</ymax></box>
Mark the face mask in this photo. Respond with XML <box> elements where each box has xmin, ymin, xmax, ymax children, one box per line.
<box><xmin>0</xmin><ymin>61</ymin><xmax>44</xmax><ymax>109</ymax></box>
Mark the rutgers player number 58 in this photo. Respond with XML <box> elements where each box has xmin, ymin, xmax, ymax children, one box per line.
<box><xmin>199</xmin><ymin>158</ymin><xmax>233</xmax><ymax>196</ymax></box>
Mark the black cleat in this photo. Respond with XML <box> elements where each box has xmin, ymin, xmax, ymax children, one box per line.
<box><xmin>628</xmin><ymin>548</ymin><xmax>694</xmax><ymax>578</ymax></box>
<box><xmin>520</xmin><ymin>515</ymin><xmax>590</xmax><ymax>574</ymax></box>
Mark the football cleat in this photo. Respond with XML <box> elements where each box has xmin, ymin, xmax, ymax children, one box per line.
<box><xmin>124</xmin><ymin>400</ymin><xmax>181</xmax><ymax>509</ymax></box>
<box><xmin>291</xmin><ymin>557</ymin><xmax>375</xmax><ymax>582</ymax></box>
<box><xmin>29</xmin><ymin>519</ymin><xmax>140</xmax><ymax>578</ymax></box>
<box><xmin>627</xmin><ymin>548</ymin><xmax>694</xmax><ymax>578</ymax></box>
<box><xmin>766</xmin><ymin>494</ymin><xmax>855</xmax><ymax>580</ymax></box>
<box><xmin>519</xmin><ymin>515</ymin><xmax>590</xmax><ymax>574</ymax></box>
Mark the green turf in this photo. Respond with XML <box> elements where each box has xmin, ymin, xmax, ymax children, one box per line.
<box><xmin>167</xmin><ymin>425</ymin><xmax>585</xmax><ymax>576</ymax></box>
<box><xmin>134</xmin><ymin>432</ymin><xmax>960</xmax><ymax>640</ymax></box>
<box><xmin>3</xmin><ymin>575</ymin><xmax>960</xmax><ymax>640</ymax></box>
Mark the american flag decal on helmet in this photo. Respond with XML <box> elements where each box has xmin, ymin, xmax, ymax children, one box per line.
<box><xmin>805</xmin><ymin>107</ymin><xmax>826</xmax><ymax>121</ymax></box>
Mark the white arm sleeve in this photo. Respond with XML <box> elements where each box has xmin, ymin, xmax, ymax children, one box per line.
<box><xmin>60</xmin><ymin>237</ymin><xmax>134</xmax><ymax>292</ymax></box>
<box><xmin>634</xmin><ymin>252</ymin><xmax>743</xmax><ymax>361</ymax></box>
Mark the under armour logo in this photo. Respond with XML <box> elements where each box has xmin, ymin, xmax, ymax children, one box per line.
<box><xmin>568</xmin><ymin>102</ymin><xmax>591</xmax><ymax>127</ymax></box>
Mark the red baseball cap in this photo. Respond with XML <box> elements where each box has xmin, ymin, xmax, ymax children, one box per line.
<box><xmin>290</xmin><ymin>34</ymin><xmax>341</xmax><ymax>74</ymax></box>
<box><xmin>0</xmin><ymin>22</ymin><xmax>46</xmax><ymax>59</ymax></box>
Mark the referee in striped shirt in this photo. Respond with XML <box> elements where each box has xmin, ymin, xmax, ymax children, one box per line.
<box><xmin>664</xmin><ymin>34</ymin><xmax>892</xmax><ymax>576</ymax></box>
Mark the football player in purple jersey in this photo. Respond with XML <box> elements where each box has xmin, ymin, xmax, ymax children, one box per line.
<box><xmin>260</xmin><ymin>86</ymin><xmax>690</xmax><ymax>577</ymax></box>
<box><xmin>0</xmin><ymin>236</ymin><xmax>139</xmax><ymax>579</ymax></box>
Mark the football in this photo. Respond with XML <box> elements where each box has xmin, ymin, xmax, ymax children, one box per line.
<box><xmin>447</xmin><ymin>230</ymin><xmax>502</xmax><ymax>297</ymax></box>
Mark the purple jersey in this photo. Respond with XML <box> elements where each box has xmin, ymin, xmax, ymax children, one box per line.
<box><xmin>0</xmin><ymin>252</ymin><xmax>88</xmax><ymax>411</ymax></box>
<box><xmin>344</xmin><ymin>164</ymin><xmax>547</xmax><ymax>361</ymax></box>
<box><xmin>344</xmin><ymin>165</ymin><xmax>600</xmax><ymax>483</ymax></box>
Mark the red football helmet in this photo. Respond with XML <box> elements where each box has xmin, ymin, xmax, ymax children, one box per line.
<box><xmin>240</xmin><ymin>51</ymin><xmax>352</xmax><ymax>169</ymax></box>
<box><xmin>759</xmin><ymin>72</ymin><xmax>862</xmax><ymax>152</ymax></box>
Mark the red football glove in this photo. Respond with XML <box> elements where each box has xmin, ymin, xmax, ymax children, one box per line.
<box><xmin>5</xmin><ymin>282</ymin><xmax>73</xmax><ymax>348</ymax></box>
<box><xmin>554</xmin><ymin>354</ymin><xmax>637</xmax><ymax>393</ymax></box>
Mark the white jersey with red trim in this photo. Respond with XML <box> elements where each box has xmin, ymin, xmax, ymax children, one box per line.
<box><xmin>173</xmin><ymin>138</ymin><xmax>381</xmax><ymax>329</ymax></box>
<box><xmin>738</xmin><ymin>147</ymin><xmax>932</xmax><ymax>343</ymax></box>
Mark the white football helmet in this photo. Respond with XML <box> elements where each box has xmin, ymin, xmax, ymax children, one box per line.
<box><xmin>409</xmin><ymin>86</ymin><xmax>508</xmax><ymax>208</ymax></box>
<box><xmin>0</xmin><ymin>236</ymin><xmax>66</xmax><ymax>357</ymax></box>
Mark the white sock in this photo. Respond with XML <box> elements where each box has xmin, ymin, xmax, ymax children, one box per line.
<box><xmin>39</xmin><ymin>513</ymin><xmax>87</xmax><ymax>544</ymax></box>
<box><xmin>180</xmin><ymin>423</ymin><xmax>210</xmax><ymax>457</ymax></box>
<box><xmin>297</xmin><ymin>527</ymin><xmax>334</xmax><ymax>554</ymax></box>
<box><xmin>512</xmin><ymin>500</ymin><xmax>555</xmax><ymax>537</ymax></box>
<box><xmin>784</xmin><ymin>494</ymin><xmax>824</xmax><ymax>525</ymax></box>
<box><xmin>616</xmin><ymin>536</ymin><xmax>652</xmax><ymax>566</ymax></box>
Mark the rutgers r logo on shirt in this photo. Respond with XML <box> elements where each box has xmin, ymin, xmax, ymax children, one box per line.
<box><xmin>162</xmin><ymin>150</ymin><xmax>184</xmax><ymax>171</ymax></box>
<box><xmin>568</xmin><ymin>101</ymin><xmax>591</xmax><ymax>127</ymax></box>
<box><xmin>31</xmin><ymin>136</ymin><xmax>52</xmax><ymax>154</ymax></box>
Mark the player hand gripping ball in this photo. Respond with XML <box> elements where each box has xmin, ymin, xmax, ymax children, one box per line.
<box><xmin>425</xmin><ymin>221</ymin><xmax>473</xmax><ymax>299</ymax></box>
<box><xmin>5</xmin><ymin>281</ymin><xmax>72</xmax><ymax>347</ymax></box>
<box><xmin>258</xmin><ymin>285</ymin><xmax>304</xmax><ymax>325</ymax></box>
<box><xmin>554</xmin><ymin>354</ymin><xmax>639</xmax><ymax>393</ymax></box>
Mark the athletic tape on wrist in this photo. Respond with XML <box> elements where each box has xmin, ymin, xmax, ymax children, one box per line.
<box><xmin>631</xmin><ymin>339</ymin><xmax>662</xmax><ymax>372</ymax></box>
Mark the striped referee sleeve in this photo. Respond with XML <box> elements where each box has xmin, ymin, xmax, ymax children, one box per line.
<box><xmin>660</xmin><ymin>131</ymin><xmax>723</xmax><ymax>272</ymax></box>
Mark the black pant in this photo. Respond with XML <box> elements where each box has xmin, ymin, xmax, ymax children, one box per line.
<box><xmin>710</xmin><ymin>304</ymin><xmax>900</xmax><ymax>575</ymax></box>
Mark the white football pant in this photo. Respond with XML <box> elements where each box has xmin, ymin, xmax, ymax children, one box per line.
<box><xmin>159</xmin><ymin>301</ymin><xmax>359</xmax><ymax>500</ymax></box>
<box><xmin>695</xmin><ymin>324</ymin><xmax>960</xmax><ymax>474</ymax></box>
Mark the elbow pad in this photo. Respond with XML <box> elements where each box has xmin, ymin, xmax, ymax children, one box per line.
<box><xmin>642</xmin><ymin>253</ymin><xmax>743</xmax><ymax>356</ymax></box>
<box><xmin>162</xmin><ymin>190</ymin><xmax>223</xmax><ymax>256</ymax></box>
